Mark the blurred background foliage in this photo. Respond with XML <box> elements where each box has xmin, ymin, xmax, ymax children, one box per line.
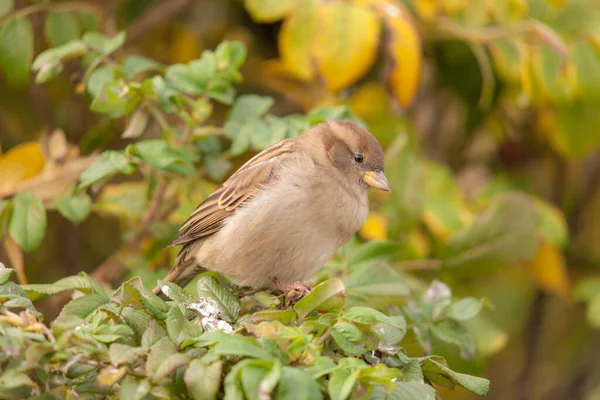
<box><xmin>1</xmin><ymin>0</ymin><xmax>600</xmax><ymax>398</ymax></box>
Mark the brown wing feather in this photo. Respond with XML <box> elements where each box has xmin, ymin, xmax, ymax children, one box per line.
<box><xmin>167</xmin><ymin>139</ymin><xmax>296</xmax><ymax>247</ymax></box>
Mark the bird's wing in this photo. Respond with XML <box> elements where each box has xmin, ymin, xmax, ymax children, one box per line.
<box><xmin>168</xmin><ymin>139</ymin><xmax>297</xmax><ymax>247</ymax></box>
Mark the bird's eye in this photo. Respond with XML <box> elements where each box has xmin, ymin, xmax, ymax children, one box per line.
<box><xmin>353</xmin><ymin>154</ymin><xmax>364</xmax><ymax>163</ymax></box>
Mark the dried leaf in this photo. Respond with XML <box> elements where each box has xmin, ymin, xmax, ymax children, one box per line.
<box><xmin>0</xmin><ymin>142</ymin><xmax>45</xmax><ymax>192</ymax></box>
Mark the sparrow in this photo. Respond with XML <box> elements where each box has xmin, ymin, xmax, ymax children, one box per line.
<box><xmin>154</xmin><ymin>119</ymin><xmax>390</xmax><ymax>300</ymax></box>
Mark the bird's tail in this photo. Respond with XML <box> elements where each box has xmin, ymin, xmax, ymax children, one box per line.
<box><xmin>153</xmin><ymin>245</ymin><xmax>206</xmax><ymax>300</ymax></box>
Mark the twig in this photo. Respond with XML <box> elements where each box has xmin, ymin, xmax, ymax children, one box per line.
<box><xmin>92</xmin><ymin>174</ymin><xmax>169</xmax><ymax>285</ymax></box>
<box><xmin>0</xmin><ymin>2</ymin><xmax>103</xmax><ymax>26</ymax></box>
<box><xmin>469</xmin><ymin>42</ymin><xmax>495</xmax><ymax>110</ymax></box>
<box><xmin>394</xmin><ymin>259</ymin><xmax>441</xmax><ymax>271</ymax></box>
<box><xmin>125</xmin><ymin>0</ymin><xmax>193</xmax><ymax>44</ymax></box>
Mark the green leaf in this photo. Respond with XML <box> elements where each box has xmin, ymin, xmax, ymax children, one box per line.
<box><xmin>54</xmin><ymin>193</ymin><xmax>92</xmax><ymax>225</ymax></box>
<box><xmin>130</xmin><ymin>139</ymin><xmax>195</xmax><ymax>175</ymax></box>
<box><xmin>196</xmin><ymin>276</ymin><xmax>240</xmax><ymax>323</ymax></box>
<box><xmin>0</xmin><ymin>263</ymin><xmax>14</xmax><ymax>285</ymax></box>
<box><xmin>329</xmin><ymin>368</ymin><xmax>359</xmax><ymax>400</ymax></box>
<box><xmin>445</xmin><ymin>297</ymin><xmax>483</xmax><ymax>321</ymax></box>
<box><xmin>166</xmin><ymin>305</ymin><xmax>185</xmax><ymax>344</ymax></box>
<box><xmin>33</xmin><ymin>40</ymin><xmax>87</xmax><ymax>70</ymax></box>
<box><xmin>585</xmin><ymin>294</ymin><xmax>600</xmax><ymax>328</ymax></box>
<box><xmin>307</xmin><ymin>105</ymin><xmax>358</xmax><ymax>125</ymax></box>
<box><xmin>185</xmin><ymin>360</ymin><xmax>223</xmax><ymax>400</ymax></box>
<box><xmin>8</xmin><ymin>191</ymin><xmax>46</xmax><ymax>252</ymax></box>
<box><xmin>534</xmin><ymin>198</ymin><xmax>568</xmax><ymax>247</ymax></box>
<box><xmin>251</xmin><ymin>309</ymin><xmax>297</xmax><ymax>324</ymax></box>
<box><xmin>119</xmin><ymin>377</ymin><xmax>151</xmax><ymax>400</ymax></box>
<box><xmin>157</xmin><ymin>280</ymin><xmax>196</xmax><ymax>304</ymax></box>
<box><xmin>430</xmin><ymin>319</ymin><xmax>476</xmax><ymax>358</ymax></box>
<box><xmin>0</xmin><ymin>18</ymin><xmax>34</xmax><ymax>87</ymax></box>
<box><xmin>343</xmin><ymin>307</ymin><xmax>406</xmax><ymax>330</ymax></box>
<box><xmin>370</xmin><ymin>382</ymin><xmax>436</xmax><ymax>400</ymax></box>
<box><xmin>441</xmin><ymin>192</ymin><xmax>538</xmax><ymax>269</ymax></box>
<box><xmin>229</xmin><ymin>95</ymin><xmax>274</xmax><ymax>122</ymax></box>
<box><xmin>208</xmin><ymin>78</ymin><xmax>236</xmax><ymax>104</ymax></box>
<box><xmin>0</xmin><ymin>0</ymin><xmax>13</xmax><ymax>18</ymax></box>
<box><xmin>153</xmin><ymin>352</ymin><xmax>190</xmax><ymax>382</ymax></box>
<box><xmin>141</xmin><ymin>319</ymin><xmax>168</xmax><ymax>348</ymax></box>
<box><xmin>348</xmin><ymin>241</ymin><xmax>403</xmax><ymax>266</ymax></box>
<box><xmin>276</xmin><ymin>366</ymin><xmax>323</xmax><ymax>400</ymax></box>
<box><xmin>166</xmin><ymin>64</ymin><xmax>204</xmax><ymax>95</ymax></box>
<box><xmin>189</xmin><ymin>51</ymin><xmax>217</xmax><ymax>86</ymax></box>
<box><xmin>86</xmin><ymin>64</ymin><xmax>117</xmax><ymax>97</ymax></box>
<box><xmin>294</xmin><ymin>278</ymin><xmax>346</xmax><ymax>320</ymax></box>
<box><xmin>83</xmin><ymin>31</ymin><xmax>125</xmax><ymax>54</ymax></box>
<box><xmin>331</xmin><ymin>321</ymin><xmax>367</xmax><ymax>356</ymax></box>
<box><xmin>572</xmin><ymin>39</ymin><xmax>600</xmax><ymax>100</ymax></box>
<box><xmin>549</xmin><ymin>102</ymin><xmax>600</xmax><ymax>158</ymax></box>
<box><xmin>22</xmin><ymin>272</ymin><xmax>102</xmax><ymax>301</ymax></box>
<box><xmin>61</xmin><ymin>293</ymin><xmax>109</xmax><ymax>318</ymax></box>
<box><xmin>210</xmin><ymin>334</ymin><xmax>275</xmax><ymax>361</ymax></box>
<box><xmin>215</xmin><ymin>40</ymin><xmax>247</xmax><ymax>69</ymax></box>
<box><xmin>123</xmin><ymin>55</ymin><xmax>162</xmax><ymax>78</ymax></box>
<box><xmin>146</xmin><ymin>337</ymin><xmax>177</xmax><ymax>376</ymax></box>
<box><xmin>78</xmin><ymin>150</ymin><xmax>136</xmax><ymax>189</ymax></box>
<box><xmin>420</xmin><ymin>358</ymin><xmax>490</xmax><ymax>395</ymax></box>
<box><xmin>109</xmin><ymin>343</ymin><xmax>147</xmax><ymax>366</ymax></box>
<box><xmin>240</xmin><ymin>362</ymin><xmax>272</xmax><ymax>400</ymax></box>
<box><xmin>44</xmin><ymin>11</ymin><xmax>81</xmax><ymax>47</ymax></box>
<box><xmin>343</xmin><ymin>262</ymin><xmax>409</xmax><ymax>298</ymax></box>
<box><xmin>32</xmin><ymin>40</ymin><xmax>88</xmax><ymax>82</ymax></box>
<box><xmin>245</xmin><ymin>0</ymin><xmax>298</xmax><ymax>22</ymax></box>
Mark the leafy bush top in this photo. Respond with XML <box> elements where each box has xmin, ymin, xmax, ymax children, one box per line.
<box><xmin>0</xmin><ymin>246</ymin><xmax>490</xmax><ymax>400</ymax></box>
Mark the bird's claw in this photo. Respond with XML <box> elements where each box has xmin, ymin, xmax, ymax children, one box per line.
<box><xmin>273</xmin><ymin>279</ymin><xmax>310</xmax><ymax>308</ymax></box>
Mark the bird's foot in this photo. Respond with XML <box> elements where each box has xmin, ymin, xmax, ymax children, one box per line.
<box><xmin>273</xmin><ymin>278</ymin><xmax>310</xmax><ymax>308</ymax></box>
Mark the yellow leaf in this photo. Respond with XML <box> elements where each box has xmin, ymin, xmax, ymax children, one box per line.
<box><xmin>530</xmin><ymin>242</ymin><xmax>571</xmax><ymax>300</ymax></box>
<box><xmin>406</xmin><ymin>229</ymin><xmax>430</xmax><ymax>259</ymax></box>
<box><xmin>245</xmin><ymin>0</ymin><xmax>298</xmax><ymax>23</ymax></box>
<box><xmin>360</xmin><ymin>212</ymin><xmax>388</xmax><ymax>241</ymax></box>
<box><xmin>0</xmin><ymin>142</ymin><xmax>45</xmax><ymax>192</ymax></box>
<box><xmin>311</xmin><ymin>2</ymin><xmax>381</xmax><ymax>92</ymax></box>
<box><xmin>278</xmin><ymin>0</ymin><xmax>317</xmax><ymax>81</ymax></box>
<box><xmin>380</xmin><ymin>3</ymin><xmax>422</xmax><ymax>106</ymax></box>
<box><xmin>413</xmin><ymin>0</ymin><xmax>438</xmax><ymax>21</ymax></box>
<box><xmin>169</xmin><ymin>24</ymin><xmax>202</xmax><ymax>64</ymax></box>
<box><xmin>347</xmin><ymin>82</ymin><xmax>390</xmax><ymax>121</ymax></box>
<box><xmin>468</xmin><ymin>315</ymin><xmax>508</xmax><ymax>357</ymax></box>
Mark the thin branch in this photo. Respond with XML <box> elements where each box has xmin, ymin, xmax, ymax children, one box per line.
<box><xmin>125</xmin><ymin>0</ymin><xmax>193</xmax><ymax>44</ymax></box>
<box><xmin>469</xmin><ymin>42</ymin><xmax>495</xmax><ymax>110</ymax></box>
<box><xmin>0</xmin><ymin>2</ymin><xmax>103</xmax><ymax>26</ymax></box>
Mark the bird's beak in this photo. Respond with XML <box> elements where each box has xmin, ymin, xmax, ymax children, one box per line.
<box><xmin>363</xmin><ymin>170</ymin><xmax>390</xmax><ymax>192</ymax></box>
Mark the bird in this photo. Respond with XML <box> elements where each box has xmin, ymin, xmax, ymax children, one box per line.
<box><xmin>153</xmin><ymin>119</ymin><xmax>390</xmax><ymax>301</ymax></box>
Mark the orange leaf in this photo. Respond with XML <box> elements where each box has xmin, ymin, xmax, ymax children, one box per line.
<box><xmin>530</xmin><ymin>242</ymin><xmax>571</xmax><ymax>300</ymax></box>
<box><xmin>311</xmin><ymin>2</ymin><xmax>381</xmax><ymax>92</ymax></box>
<box><xmin>278</xmin><ymin>0</ymin><xmax>317</xmax><ymax>81</ymax></box>
<box><xmin>0</xmin><ymin>142</ymin><xmax>45</xmax><ymax>193</ymax></box>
